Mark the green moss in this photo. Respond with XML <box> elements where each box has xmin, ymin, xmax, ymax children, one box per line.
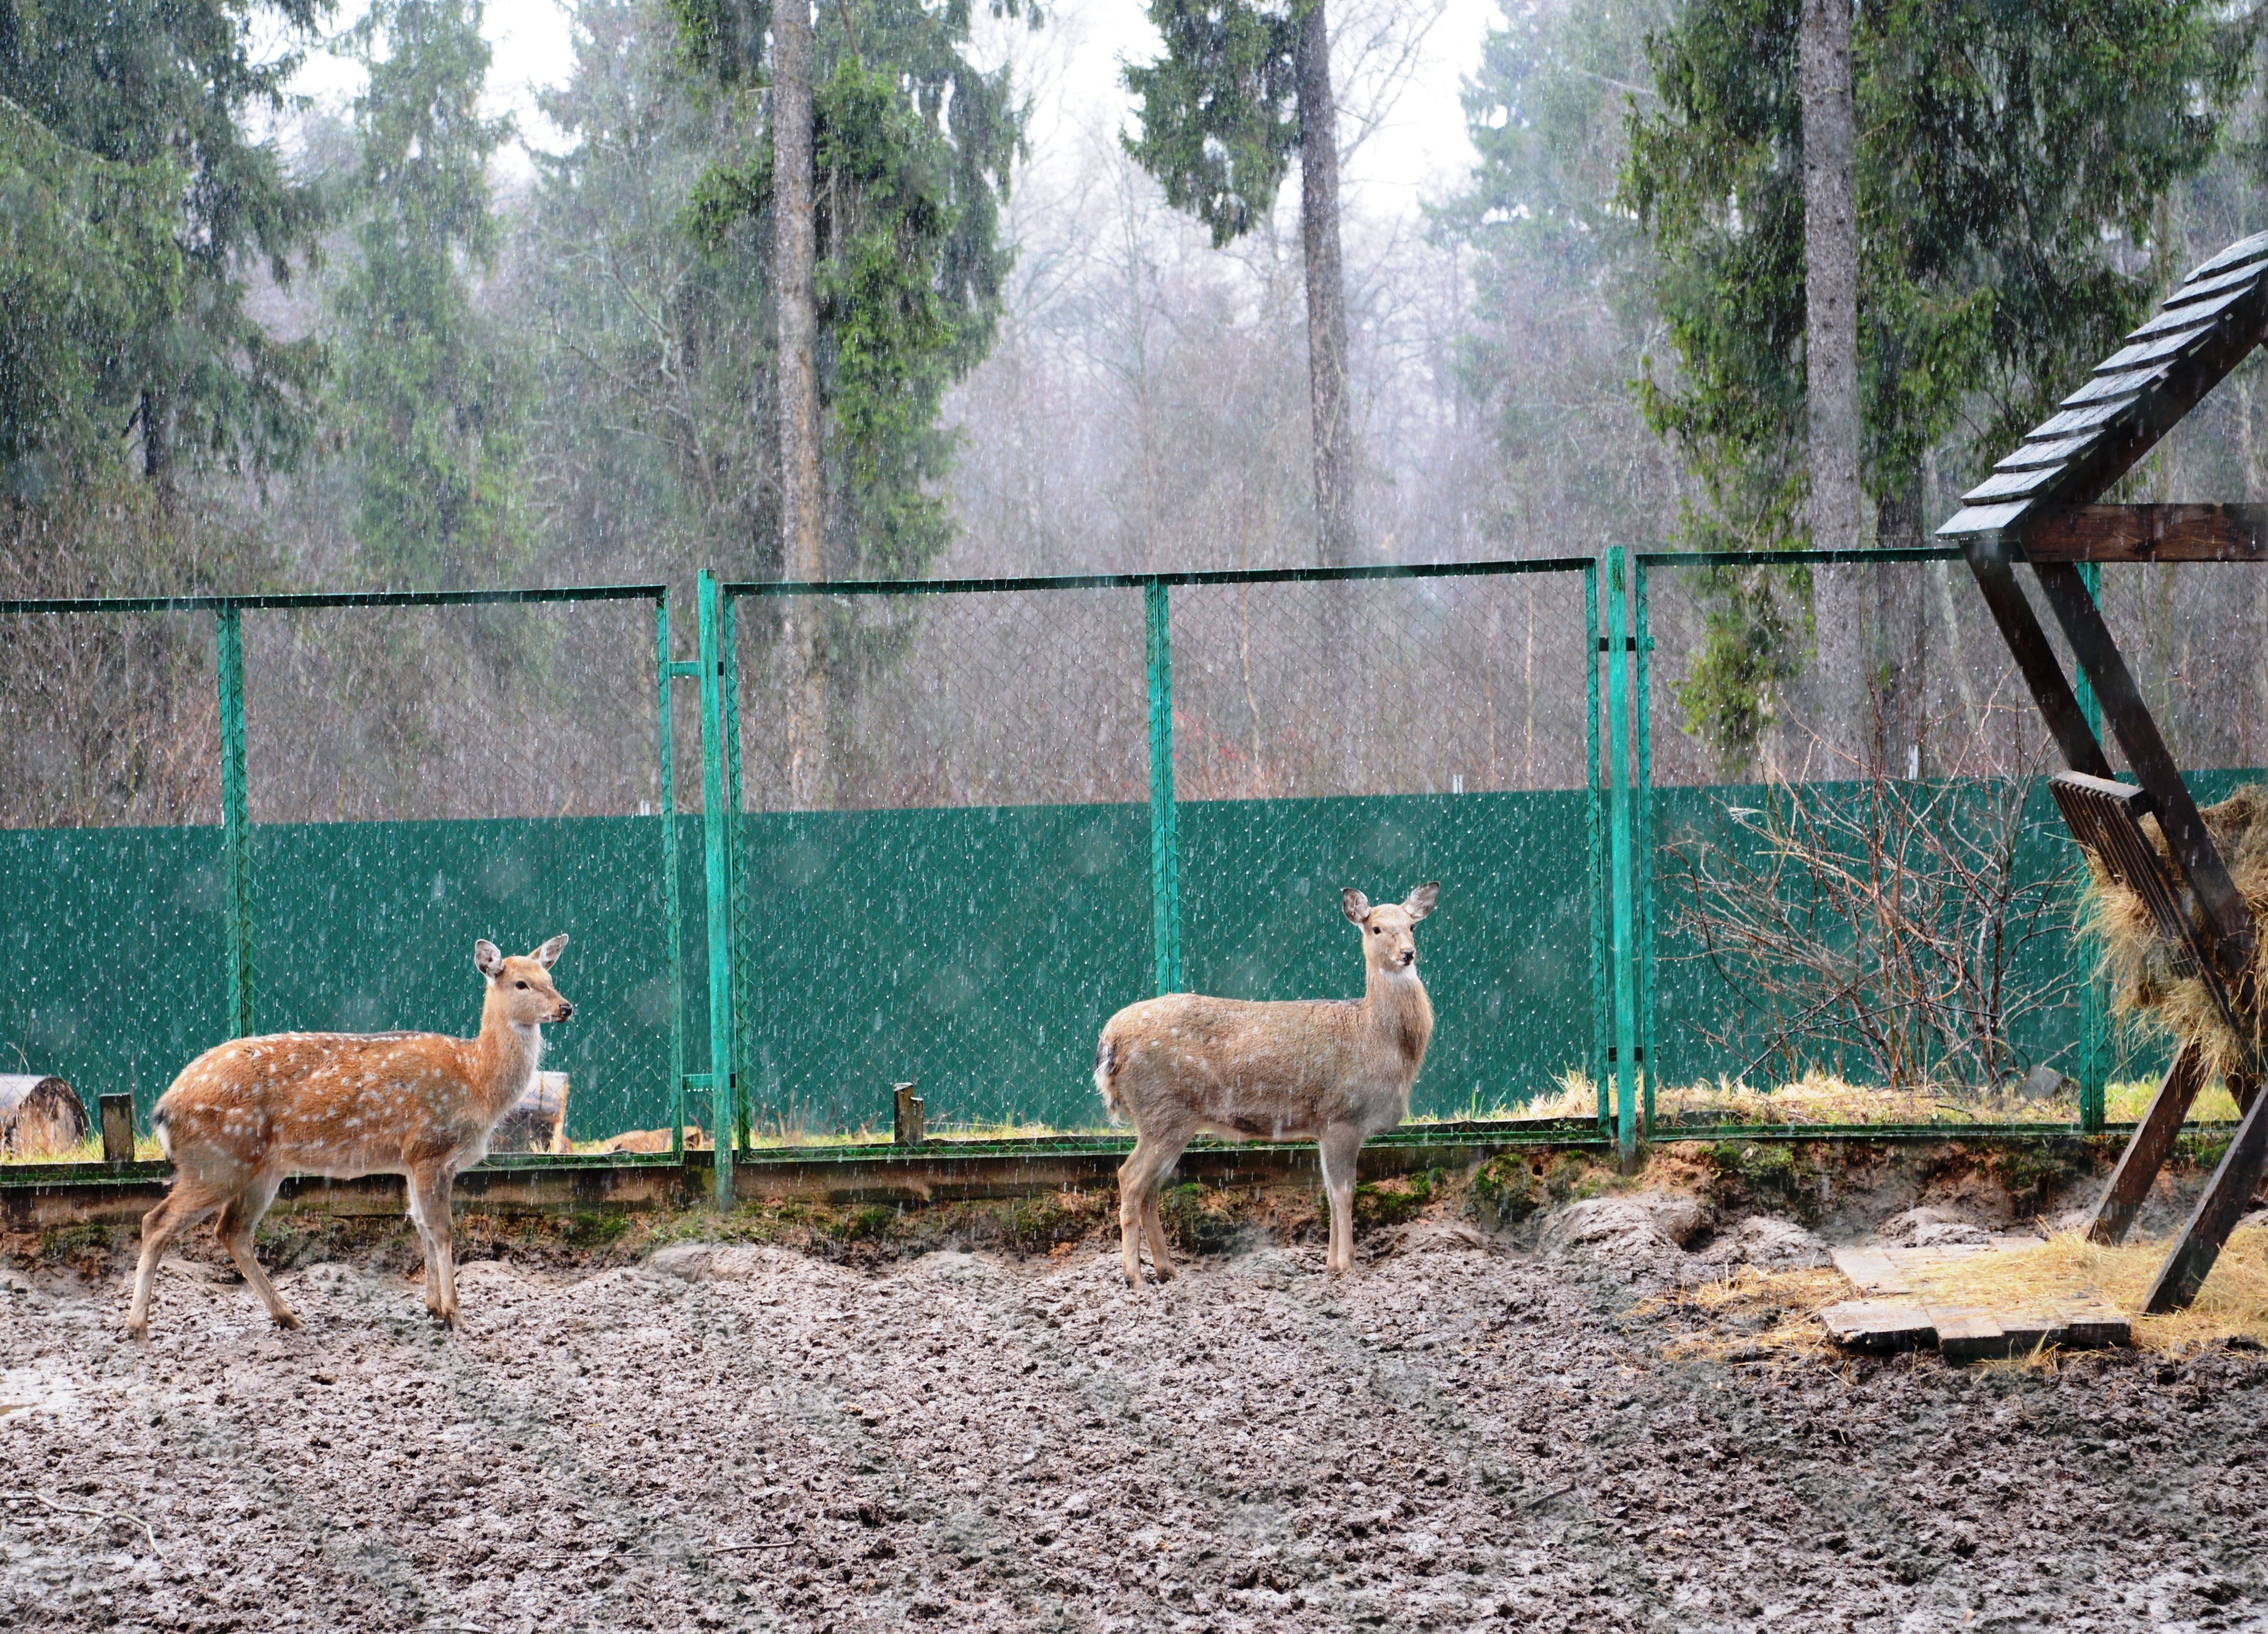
<box><xmin>563</xmin><ymin>1210</ymin><xmax>630</xmax><ymax>1248</ymax></box>
<box><xmin>1696</xmin><ymin>1138</ymin><xmax>1824</xmax><ymax>1217</ymax></box>
<box><xmin>1158</xmin><ymin>1182</ymin><xmax>1246</xmax><ymax>1254</ymax></box>
<box><xmin>1354</xmin><ymin>1167</ymin><xmax>1443</xmax><ymax>1229</ymax></box>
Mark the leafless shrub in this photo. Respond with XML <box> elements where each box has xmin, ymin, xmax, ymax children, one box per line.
<box><xmin>1667</xmin><ymin>722</ymin><xmax>2077</xmax><ymax>1092</ymax></box>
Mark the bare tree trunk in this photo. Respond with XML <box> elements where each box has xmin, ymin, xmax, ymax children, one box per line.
<box><xmin>774</xmin><ymin>0</ymin><xmax>826</xmax><ymax>804</ymax></box>
<box><xmin>1294</xmin><ymin>0</ymin><xmax>1355</xmax><ymax>569</ymax></box>
<box><xmin>1874</xmin><ymin>480</ymin><xmax>1923</xmax><ymax>775</ymax></box>
<box><xmin>1799</xmin><ymin>0</ymin><xmax>1859</xmax><ymax>555</ymax></box>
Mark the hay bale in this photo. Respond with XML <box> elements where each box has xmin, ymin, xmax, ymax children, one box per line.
<box><xmin>0</xmin><ymin>1074</ymin><xmax>88</xmax><ymax>1158</ymax></box>
<box><xmin>2082</xmin><ymin>780</ymin><xmax>2268</xmax><ymax>1077</ymax></box>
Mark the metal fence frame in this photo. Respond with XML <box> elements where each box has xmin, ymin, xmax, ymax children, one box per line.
<box><xmin>3</xmin><ymin>550</ymin><xmax>2195</xmax><ymax>1191</ymax></box>
<box><xmin>698</xmin><ymin>559</ymin><xmax>1608</xmax><ymax>1202</ymax></box>
<box><xmin>0</xmin><ymin>583</ymin><xmax>690</xmax><ymax>1150</ymax></box>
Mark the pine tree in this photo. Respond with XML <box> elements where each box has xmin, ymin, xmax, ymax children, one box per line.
<box><xmin>0</xmin><ymin>0</ymin><xmax>331</xmax><ymax>489</ymax></box>
<box><xmin>1123</xmin><ymin>0</ymin><xmax>1356</xmax><ymax>565</ymax></box>
<box><xmin>1622</xmin><ymin>0</ymin><xmax>2251</xmax><ymax>765</ymax></box>
<box><xmin>333</xmin><ymin>0</ymin><xmax>521</xmax><ymax>585</ymax></box>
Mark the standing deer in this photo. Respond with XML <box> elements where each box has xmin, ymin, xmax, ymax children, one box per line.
<box><xmin>126</xmin><ymin>936</ymin><xmax>573</xmax><ymax>1339</ymax></box>
<box><xmin>1094</xmin><ymin>883</ymin><xmax>1439</xmax><ymax>1286</ymax></box>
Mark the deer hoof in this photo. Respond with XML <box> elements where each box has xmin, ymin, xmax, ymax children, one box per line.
<box><xmin>125</xmin><ymin>1318</ymin><xmax>149</xmax><ymax>1342</ymax></box>
<box><xmin>272</xmin><ymin>1309</ymin><xmax>303</xmax><ymax>1331</ymax></box>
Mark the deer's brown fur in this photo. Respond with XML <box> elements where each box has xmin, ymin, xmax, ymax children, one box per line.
<box><xmin>1095</xmin><ymin>883</ymin><xmax>1438</xmax><ymax>1285</ymax></box>
<box><xmin>126</xmin><ymin>936</ymin><xmax>572</xmax><ymax>1338</ymax></box>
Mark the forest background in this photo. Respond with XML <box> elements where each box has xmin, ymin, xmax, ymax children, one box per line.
<box><xmin>8</xmin><ymin>0</ymin><xmax>2268</xmax><ymax>816</ymax></box>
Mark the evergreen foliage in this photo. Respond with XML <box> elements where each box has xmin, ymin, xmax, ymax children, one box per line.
<box><xmin>0</xmin><ymin>99</ymin><xmax>184</xmax><ymax>501</ymax></box>
<box><xmin>0</xmin><ymin>0</ymin><xmax>332</xmax><ymax>485</ymax></box>
<box><xmin>333</xmin><ymin>0</ymin><xmax>522</xmax><ymax>584</ymax></box>
<box><xmin>1437</xmin><ymin>0</ymin><xmax>1678</xmax><ymax>550</ymax></box>
<box><xmin>1621</xmin><ymin>0</ymin><xmax>2252</xmax><ymax>762</ymax></box>
<box><xmin>1120</xmin><ymin>0</ymin><xmax>1302</xmax><ymax>248</ymax></box>
<box><xmin>675</xmin><ymin>0</ymin><xmax>1027</xmax><ymax>579</ymax></box>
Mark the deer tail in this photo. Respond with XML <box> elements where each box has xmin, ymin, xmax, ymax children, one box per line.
<box><xmin>1093</xmin><ymin>1031</ymin><xmax>1125</xmax><ymax>1123</ymax></box>
<box><xmin>150</xmin><ymin>1102</ymin><xmax>173</xmax><ymax>1161</ymax></box>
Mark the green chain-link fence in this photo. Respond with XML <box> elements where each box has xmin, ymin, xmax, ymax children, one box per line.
<box><xmin>1628</xmin><ymin>545</ymin><xmax>2268</xmax><ymax>1153</ymax></box>
<box><xmin>706</xmin><ymin>561</ymin><xmax>1607</xmax><ymax>1147</ymax></box>
<box><xmin>0</xmin><ymin>587</ymin><xmax>690</xmax><ymax>1150</ymax></box>
<box><xmin>13</xmin><ymin>549</ymin><xmax>2259</xmax><ymax>1176</ymax></box>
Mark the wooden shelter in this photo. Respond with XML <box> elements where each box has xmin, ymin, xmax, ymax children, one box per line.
<box><xmin>1939</xmin><ymin>230</ymin><xmax>2268</xmax><ymax>1312</ymax></box>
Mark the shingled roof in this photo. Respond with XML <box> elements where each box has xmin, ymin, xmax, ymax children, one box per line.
<box><xmin>1937</xmin><ymin>231</ymin><xmax>2268</xmax><ymax>543</ymax></box>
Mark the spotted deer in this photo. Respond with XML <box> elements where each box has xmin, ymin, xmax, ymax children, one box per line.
<box><xmin>126</xmin><ymin>937</ymin><xmax>573</xmax><ymax>1338</ymax></box>
<box><xmin>1094</xmin><ymin>883</ymin><xmax>1439</xmax><ymax>1286</ymax></box>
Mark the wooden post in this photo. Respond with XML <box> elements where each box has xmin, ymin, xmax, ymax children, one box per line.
<box><xmin>893</xmin><ymin>1082</ymin><xmax>925</xmax><ymax>1147</ymax></box>
<box><xmin>99</xmin><ymin>1094</ymin><xmax>134</xmax><ymax>1164</ymax></box>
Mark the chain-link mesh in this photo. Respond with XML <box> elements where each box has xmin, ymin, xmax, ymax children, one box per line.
<box><xmin>1170</xmin><ymin>573</ymin><xmax>1595</xmax><ymax>1120</ymax></box>
<box><xmin>238</xmin><ymin>598</ymin><xmax>675</xmax><ymax>1144</ymax></box>
<box><xmin>725</xmin><ymin>568</ymin><xmax>1597</xmax><ymax>1139</ymax></box>
<box><xmin>1635</xmin><ymin>554</ymin><xmax>2268</xmax><ymax>1123</ymax></box>
<box><xmin>0</xmin><ymin>610</ymin><xmax>226</xmax><ymax>1146</ymax></box>
<box><xmin>727</xmin><ymin>586</ymin><xmax>1151</xmax><ymax>1136</ymax></box>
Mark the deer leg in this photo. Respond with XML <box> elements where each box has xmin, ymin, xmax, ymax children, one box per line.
<box><xmin>214</xmin><ymin>1173</ymin><xmax>299</xmax><ymax>1331</ymax></box>
<box><xmin>404</xmin><ymin>1177</ymin><xmax>443</xmax><ymax>1318</ymax></box>
<box><xmin>127</xmin><ymin>1179</ymin><xmax>223</xmax><ymax>1339</ymax></box>
<box><xmin>411</xmin><ymin>1167</ymin><xmax>461</xmax><ymax>1327</ymax></box>
<box><xmin>1140</xmin><ymin>1129</ymin><xmax>1194</xmax><ymax>1284</ymax></box>
<box><xmin>1318</xmin><ymin>1126</ymin><xmax>1364</xmax><ymax>1276</ymax></box>
<box><xmin>1116</xmin><ymin>1134</ymin><xmax>1154</xmax><ymax>1288</ymax></box>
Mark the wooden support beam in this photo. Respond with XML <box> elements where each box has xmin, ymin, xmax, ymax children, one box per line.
<box><xmin>2146</xmin><ymin>1077</ymin><xmax>2268</xmax><ymax>1313</ymax></box>
<box><xmin>2026</xmin><ymin>505</ymin><xmax>2268</xmax><ymax>562</ymax></box>
<box><xmin>2087</xmin><ymin>1041</ymin><xmax>2206</xmax><ymax>1245</ymax></box>
<box><xmin>1954</xmin><ymin>543</ymin><xmax>2113</xmax><ymax>779</ymax></box>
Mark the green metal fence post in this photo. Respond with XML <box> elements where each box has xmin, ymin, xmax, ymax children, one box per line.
<box><xmin>1586</xmin><ymin>562</ymin><xmax>1609</xmax><ymax>1134</ymax></box>
<box><xmin>1145</xmin><ymin>577</ymin><xmax>1183</xmax><ymax>995</ymax></box>
<box><xmin>720</xmin><ymin>591</ymin><xmax>748</xmax><ymax>1149</ymax></box>
<box><xmin>656</xmin><ymin>595</ymin><xmax>687</xmax><ymax>1159</ymax></box>
<box><xmin>214</xmin><ymin>606</ymin><xmax>254</xmax><ymax>1039</ymax></box>
<box><xmin>2075</xmin><ymin>559</ymin><xmax>2108</xmax><ymax>1133</ymax></box>
<box><xmin>696</xmin><ymin>571</ymin><xmax>736</xmax><ymax>1206</ymax></box>
<box><xmin>1604</xmin><ymin>549</ymin><xmax>1640</xmax><ymax>1170</ymax></box>
<box><xmin>1633</xmin><ymin>554</ymin><xmax>1656</xmax><ymax>1131</ymax></box>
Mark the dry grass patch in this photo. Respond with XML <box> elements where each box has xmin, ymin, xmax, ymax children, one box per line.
<box><xmin>1639</xmin><ymin>1265</ymin><xmax>1849</xmax><ymax>1365</ymax></box>
<box><xmin>1892</xmin><ymin>1228</ymin><xmax>2268</xmax><ymax>1352</ymax></box>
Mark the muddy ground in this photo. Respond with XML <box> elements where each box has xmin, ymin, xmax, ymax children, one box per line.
<box><xmin>5</xmin><ymin>1152</ymin><xmax>2268</xmax><ymax>1633</ymax></box>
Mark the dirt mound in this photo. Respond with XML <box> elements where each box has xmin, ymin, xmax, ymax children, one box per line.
<box><xmin>2087</xmin><ymin>780</ymin><xmax>2268</xmax><ymax>1077</ymax></box>
<box><xmin>1535</xmin><ymin>1191</ymin><xmax>1828</xmax><ymax>1288</ymax></box>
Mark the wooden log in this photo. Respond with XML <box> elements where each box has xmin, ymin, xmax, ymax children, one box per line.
<box><xmin>0</xmin><ymin>1074</ymin><xmax>89</xmax><ymax>1159</ymax></box>
<box><xmin>99</xmin><ymin>1094</ymin><xmax>134</xmax><ymax>1163</ymax></box>
<box><xmin>1954</xmin><ymin>543</ymin><xmax>2113</xmax><ymax>778</ymax></box>
<box><xmin>2026</xmin><ymin>504</ymin><xmax>2268</xmax><ymax>563</ymax></box>
<box><xmin>489</xmin><ymin>1072</ymin><xmax>570</xmax><ymax>1155</ymax></box>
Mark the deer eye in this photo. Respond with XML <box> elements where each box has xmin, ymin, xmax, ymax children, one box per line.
<box><xmin>515</xmin><ymin>981</ymin><xmax>528</xmax><ymax>989</ymax></box>
<box><xmin>1369</xmin><ymin>925</ymin><xmax>1381</xmax><ymax>934</ymax></box>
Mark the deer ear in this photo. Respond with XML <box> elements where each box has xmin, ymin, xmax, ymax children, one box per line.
<box><xmin>1341</xmin><ymin>888</ymin><xmax>1371</xmax><ymax>923</ymax></box>
<box><xmin>1404</xmin><ymin>882</ymin><xmax>1440</xmax><ymax>921</ymax></box>
<box><xmin>474</xmin><ymin>940</ymin><xmax>505</xmax><ymax>978</ymax></box>
<box><xmin>532</xmin><ymin>934</ymin><xmax>569</xmax><ymax>969</ymax></box>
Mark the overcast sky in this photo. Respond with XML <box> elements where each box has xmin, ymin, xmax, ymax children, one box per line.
<box><xmin>287</xmin><ymin>0</ymin><xmax>1498</xmax><ymax>218</ymax></box>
